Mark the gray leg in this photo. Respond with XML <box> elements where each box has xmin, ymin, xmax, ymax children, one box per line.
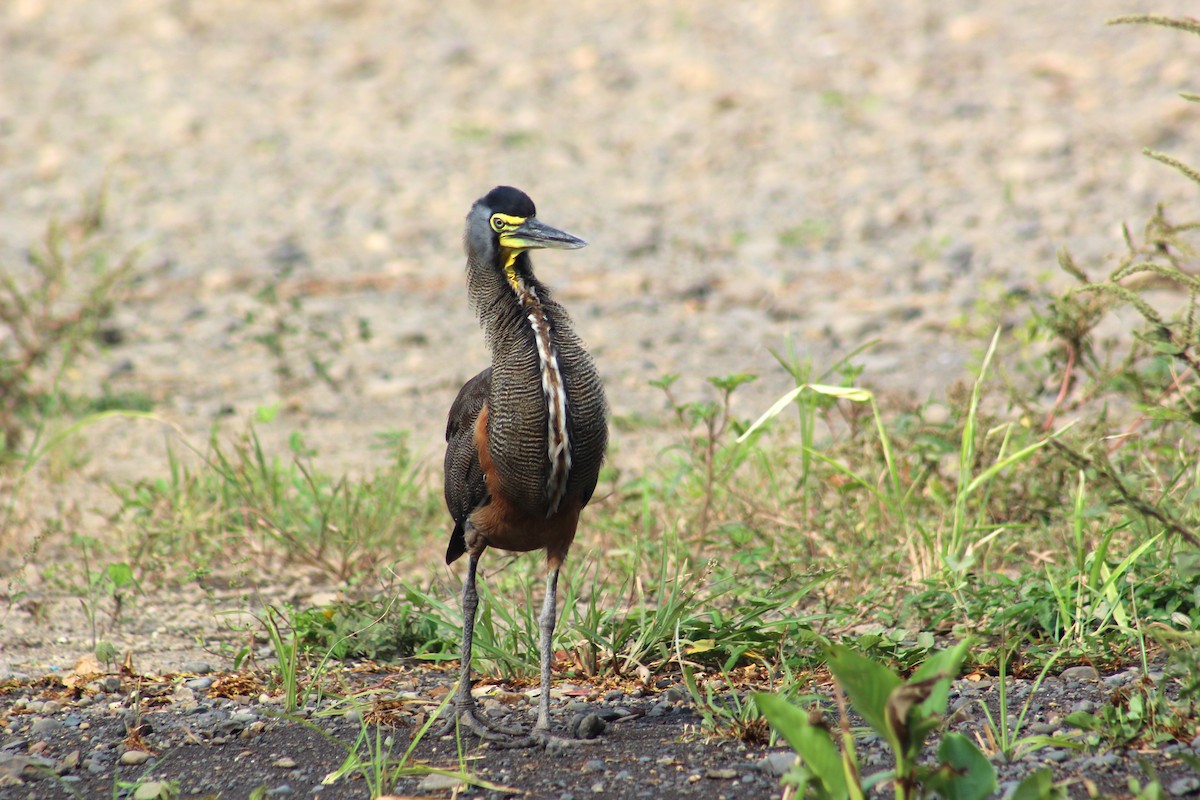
<box><xmin>535</xmin><ymin>566</ymin><xmax>560</xmax><ymax>731</ymax></box>
<box><xmin>455</xmin><ymin>551</ymin><xmax>481</xmax><ymax>709</ymax></box>
<box><xmin>436</xmin><ymin>551</ymin><xmax>522</xmax><ymax>740</ymax></box>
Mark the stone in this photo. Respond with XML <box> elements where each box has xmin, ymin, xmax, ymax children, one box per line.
<box><xmin>573</xmin><ymin>713</ymin><xmax>606</xmax><ymax>740</ymax></box>
<box><xmin>29</xmin><ymin>718</ymin><xmax>63</xmax><ymax>738</ymax></box>
<box><xmin>119</xmin><ymin>750</ymin><xmax>152</xmax><ymax>766</ymax></box>
<box><xmin>760</xmin><ymin>752</ymin><xmax>796</xmax><ymax>776</ymax></box>
<box><xmin>418</xmin><ymin>773</ymin><xmax>465</xmax><ymax>792</ymax></box>
<box><xmin>1168</xmin><ymin>777</ymin><xmax>1200</xmax><ymax>796</ymax></box>
<box><xmin>1059</xmin><ymin>666</ymin><xmax>1099</xmax><ymax>682</ymax></box>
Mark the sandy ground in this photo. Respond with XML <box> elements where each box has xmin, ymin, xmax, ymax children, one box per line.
<box><xmin>3</xmin><ymin>0</ymin><xmax>1198</xmax><ymax>484</ymax></box>
<box><xmin>1</xmin><ymin>0</ymin><xmax>1198</xmax><ymax>707</ymax></box>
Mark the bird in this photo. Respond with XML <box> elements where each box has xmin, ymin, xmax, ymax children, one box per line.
<box><xmin>440</xmin><ymin>186</ymin><xmax>608</xmax><ymax>746</ymax></box>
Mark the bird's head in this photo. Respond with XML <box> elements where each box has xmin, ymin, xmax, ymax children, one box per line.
<box><xmin>465</xmin><ymin>186</ymin><xmax>586</xmax><ymax>274</ymax></box>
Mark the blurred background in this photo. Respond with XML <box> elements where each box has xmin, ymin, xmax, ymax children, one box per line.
<box><xmin>1</xmin><ymin>0</ymin><xmax>1196</xmax><ymax>478</ymax></box>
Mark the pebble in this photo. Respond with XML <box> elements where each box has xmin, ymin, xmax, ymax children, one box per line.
<box><xmin>573</xmin><ymin>713</ymin><xmax>606</xmax><ymax>740</ymax></box>
<box><xmin>1070</xmin><ymin>699</ymin><xmax>1095</xmax><ymax>715</ymax></box>
<box><xmin>418</xmin><ymin>773</ymin><xmax>465</xmax><ymax>792</ymax></box>
<box><xmin>186</xmin><ymin>677</ymin><xmax>214</xmax><ymax>690</ymax></box>
<box><xmin>29</xmin><ymin>718</ymin><xmax>63</xmax><ymax>737</ymax></box>
<box><xmin>759</xmin><ymin>752</ymin><xmax>796</xmax><ymax>776</ymax></box>
<box><xmin>272</xmin><ymin>756</ymin><xmax>296</xmax><ymax>769</ymax></box>
<box><xmin>133</xmin><ymin>782</ymin><xmax>170</xmax><ymax>799</ymax></box>
<box><xmin>100</xmin><ymin>676</ymin><xmax>122</xmax><ymax>693</ymax></box>
<box><xmin>1058</xmin><ymin>666</ymin><xmax>1098</xmax><ymax>682</ymax></box>
<box><xmin>706</xmin><ymin>768</ymin><xmax>737</xmax><ymax>780</ymax></box>
<box><xmin>181</xmin><ymin>660</ymin><xmax>214</xmax><ymax>674</ymax></box>
<box><xmin>660</xmin><ymin>687</ymin><xmax>689</xmax><ymax>704</ymax></box>
<box><xmin>581</xmin><ymin>759</ymin><xmax>605</xmax><ymax>773</ymax></box>
<box><xmin>120</xmin><ymin>750</ymin><xmax>152</xmax><ymax>766</ymax></box>
<box><xmin>1084</xmin><ymin>753</ymin><xmax>1118</xmax><ymax>770</ymax></box>
<box><xmin>1169</xmin><ymin>777</ymin><xmax>1200</xmax><ymax>796</ymax></box>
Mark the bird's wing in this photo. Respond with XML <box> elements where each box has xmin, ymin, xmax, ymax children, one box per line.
<box><xmin>444</xmin><ymin>367</ymin><xmax>491</xmax><ymax>564</ymax></box>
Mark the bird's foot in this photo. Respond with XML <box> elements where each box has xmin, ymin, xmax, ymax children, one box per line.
<box><xmin>435</xmin><ymin>701</ymin><xmax>527</xmax><ymax>743</ymax></box>
<box><xmin>435</xmin><ymin>705</ymin><xmax>599</xmax><ymax>750</ymax></box>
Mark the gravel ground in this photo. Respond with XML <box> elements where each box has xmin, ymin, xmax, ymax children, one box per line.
<box><xmin>3</xmin><ymin>0</ymin><xmax>1200</xmax><ymax>797</ymax></box>
<box><xmin>2</xmin><ymin>658</ymin><xmax>1200</xmax><ymax>799</ymax></box>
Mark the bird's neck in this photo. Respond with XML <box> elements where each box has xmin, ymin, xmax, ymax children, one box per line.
<box><xmin>471</xmin><ymin>251</ymin><xmax>573</xmax><ymax>515</ymax></box>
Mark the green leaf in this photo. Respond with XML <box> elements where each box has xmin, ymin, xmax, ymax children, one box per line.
<box><xmin>1008</xmin><ymin>768</ymin><xmax>1067</xmax><ymax>800</ymax></box>
<box><xmin>826</xmin><ymin>645</ymin><xmax>901</xmax><ymax>744</ymax></box>
<box><xmin>753</xmin><ymin>693</ymin><xmax>850</xmax><ymax>799</ymax></box>
<box><xmin>922</xmin><ymin>732</ymin><xmax>997</xmax><ymax>800</ymax></box>
<box><xmin>1063</xmin><ymin>711</ymin><xmax>1100</xmax><ymax>731</ymax></box>
<box><xmin>106</xmin><ymin>562</ymin><xmax>135</xmax><ymax>589</ymax></box>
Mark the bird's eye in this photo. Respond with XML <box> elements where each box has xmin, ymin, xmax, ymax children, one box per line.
<box><xmin>490</xmin><ymin>216</ymin><xmax>505</xmax><ymax>232</ymax></box>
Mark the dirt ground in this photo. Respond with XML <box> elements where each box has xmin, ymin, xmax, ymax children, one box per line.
<box><xmin>3</xmin><ymin>0</ymin><xmax>1200</xmax><ymax>797</ymax></box>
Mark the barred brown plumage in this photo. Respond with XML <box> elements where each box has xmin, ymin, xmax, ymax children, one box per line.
<box><xmin>438</xmin><ymin>186</ymin><xmax>608</xmax><ymax>747</ymax></box>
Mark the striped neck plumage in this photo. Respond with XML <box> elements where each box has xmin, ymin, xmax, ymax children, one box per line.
<box><xmin>503</xmin><ymin>251</ymin><xmax>572</xmax><ymax>516</ymax></box>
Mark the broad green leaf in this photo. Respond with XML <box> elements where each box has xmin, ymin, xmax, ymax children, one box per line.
<box><xmin>826</xmin><ymin>645</ymin><xmax>901</xmax><ymax>745</ymax></box>
<box><xmin>922</xmin><ymin>732</ymin><xmax>997</xmax><ymax>800</ymax></box>
<box><xmin>1007</xmin><ymin>768</ymin><xmax>1067</xmax><ymax>800</ymax></box>
<box><xmin>754</xmin><ymin>693</ymin><xmax>850</xmax><ymax>799</ymax></box>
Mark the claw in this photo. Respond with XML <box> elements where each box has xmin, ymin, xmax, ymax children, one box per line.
<box><xmin>436</xmin><ymin>700</ymin><xmax>530</xmax><ymax>744</ymax></box>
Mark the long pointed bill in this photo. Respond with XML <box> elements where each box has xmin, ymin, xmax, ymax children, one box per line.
<box><xmin>500</xmin><ymin>218</ymin><xmax>587</xmax><ymax>251</ymax></box>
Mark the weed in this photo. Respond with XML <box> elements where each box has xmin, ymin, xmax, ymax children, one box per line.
<box><xmin>0</xmin><ymin>186</ymin><xmax>136</xmax><ymax>460</ymax></box>
<box><xmin>754</xmin><ymin>641</ymin><xmax>996</xmax><ymax>800</ymax></box>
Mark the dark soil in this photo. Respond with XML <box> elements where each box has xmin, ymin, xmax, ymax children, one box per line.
<box><xmin>2</xmin><ymin>661</ymin><xmax>1199</xmax><ymax>799</ymax></box>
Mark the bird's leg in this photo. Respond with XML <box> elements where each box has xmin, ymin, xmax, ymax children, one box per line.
<box><xmin>437</xmin><ymin>551</ymin><xmax>522</xmax><ymax>740</ymax></box>
<box><xmin>534</xmin><ymin>565</ymin><xmax>560</xmax><ymax>732</ymax></box>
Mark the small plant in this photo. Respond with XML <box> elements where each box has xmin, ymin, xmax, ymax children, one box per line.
<box><xmin>235</xmin><ymin>258</ymin><xmax>370</xmax><ymax>398</ymax></box>
<box><xmin>975</xmin><ymin>634</ymin><xmax>1078</xmax><ymax>761</ymax></box>
<box><xmin>652</xmin><ymin>371</ymin><xmax>758</xmax><ymax>538</ymax></box>
<box><xmin>0</xmin><ymin>187</ymin><xmax>136</xmax><ymax>459</ymax></box>
<box><xmin>754</xmin><ymin>641</ymin><xmax>995</xmax><ymax>800</ymax></box>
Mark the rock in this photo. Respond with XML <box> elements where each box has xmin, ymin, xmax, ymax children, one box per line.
<box><xmin>1059</xmin><ymin>666</ymin><xmax>1099</xmax><ymax>682</ymax></box>
<box><xmin>660</xmin><ymin>687</ymin><xmax>688</xmax><ymax>704</ymax></box>
<box><xmin>946</xmin><ymin>699</ymin><xmax>975</xmax><ymax>724</ymax></box>
<box><xmin>133</xmin><ymin>782</ymin><xmax>171</xmax><ymax>799</ymax></box>
<box><xmin>706</xmin><ymin>768</ymin><xmax>737</xmax><ymax>779</ymax></box>
<box><xmin>272</xmin><ymin>756</ymin><xmax>296</xmax><ymax>769</ymax></box>
<box><xmin>760</xmin><ymin>752</ymin><xmax>796</xmax><ymax>776</ymax></box>
<box><xmin>185</xmin><ymin>677</ymin><xmax>213</xmax><ymax>690</ymax></box>
<box><xmin>181</xmin><ymin>660</ymin><xmax>213</xmax><ymax>674</ymax></box>
<box><xmin>572</xmin><ymin>713</ymin><xmax>606</xmax><ymax>740</ymax></box>
<box><xmin>418</xmin><ymin>773</ymin><xmax>465</xmax><ymax>792</ymax></box>
<box><xmin>582</xmin><ymin>759</ymin><xmax>605</xmax><ymax>773</ymax></box>
<box><xmin>1168</xmin><ymin>777</ymin><xmax>1200</xmax><ymax>797</ymax></box>
<box><xmin>100</xmin><ymin>676</ymin><xmax>122</xmax><ymax>693</ymax></box>
<box><xmin>120</xmin><ymin>750</ymin><xmax>152</xmax><ymax>766</ymax></box>
<box><xmin>29</xmin><ymin>718</ymin><xmax>63</xmax><ymax>738</ymax></box>
<box><xmin>1166</xmin><ymin>777</ymin><xmax>1195</xmax><ymax>796</ymax></box>
<box><xmin>1070</xmin><ymin>699</ymin><xmax>1095</xmax><ymax>714</ymax></box>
